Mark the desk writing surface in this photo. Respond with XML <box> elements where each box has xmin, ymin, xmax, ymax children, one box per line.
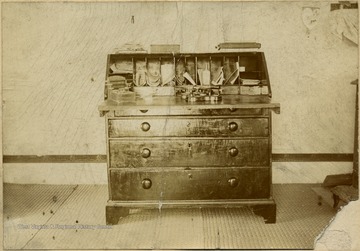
<box><xmin>99</xmin><ymin>95</ymin><xmax>280</xmax><ymax>111</ymax></box>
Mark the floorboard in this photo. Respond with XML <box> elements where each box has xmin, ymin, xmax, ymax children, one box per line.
<box><xmin>3</xmin><ymin>184</ymin><xmax>78</xmax><ymax>249</ymax></box>
<box><xmin>3</xmin><ymin>183</ymin><xmax>337</xmax><ymax>249</ymax></box>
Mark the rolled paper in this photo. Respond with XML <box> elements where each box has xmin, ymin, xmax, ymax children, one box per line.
<box><xmin>110</xmin><ymin>60</ymin><xmax>133</xmax><ymax>74</ymax></box>
<box><xmin>211</xmin><ymin>67</ymin><xmax>224</xmax><ymax>85</ymax></box>
<box><xmin>175</xmin><ymin>61</ymin><xmax>186</xmax><ymax>85</ymax></box>
<box><xmin>183</xmin><ymin>72</ymin><xmax>196</xmax><ymax>85</ymax></box>
<box><xmin>229</xmin><ymin>70</ymin><xmax>239</xmax><ymax>85</ymax></box>
<box><xmin>147</xmin><ymin>60</ymin><xmax>161</xmax><ymax>86</ymax></box>
<box><xmin>135</xmin><ymin>70</ymin><xmax>147</xmax><ymax>86</ymax></box>
<box><xmin>197</xmin><ymin>69</ymin><xmax>203</xmax><ymax>85</ymax></box>
<box><xmin>242</xmin><ymin>79</ymin><xmax>260</xmax><ymax>85</ymax></box>
<box><xmin>185</xmin><ymin>60</ymin><xmax>196</xmax><ymax>83</ymax></box>
<box><xmin>161</xmin><ymin>64</ymin><xmax>175</xmax><ymax>86</ymax></box>
<box><xmin>146</xmin><ymin>72</ymin><xmax>161</xmax><ymax>86</ymax></box>
<box><xmin>202</xmin><ymin>63</ymin><xmax>210</xmax><ymax>86</ymax></box>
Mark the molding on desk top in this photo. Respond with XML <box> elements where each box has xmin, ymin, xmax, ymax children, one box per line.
<box><xmin>2</xmin><ymin>153</ymin><xmax>353</xmax><ymax>163</ymax></box>
<box><xmin>98</xmin><ymin>95</ymin><xmax>280</xmax><ymax>110</ymax></box>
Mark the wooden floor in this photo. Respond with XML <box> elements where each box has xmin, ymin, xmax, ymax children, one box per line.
<box><xmin>3</xmin><ymin>183</ymin><xmax>337</xmax><ymax>249</ymax></box>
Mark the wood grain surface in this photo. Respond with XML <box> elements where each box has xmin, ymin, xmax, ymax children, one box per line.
<box><xmin>108</xmin><ymin>117</ymin><xmax>269</xmax><ymax>137</ymax></box>
<box><xmin>109</xmin><ymin>167</ymin><xmax>270</xmax><ymax>200</ymax></box>
<box><xmin>109</xmin><ymin>138</ymin><xmax>269</xmax><ymax>168</ymax></box>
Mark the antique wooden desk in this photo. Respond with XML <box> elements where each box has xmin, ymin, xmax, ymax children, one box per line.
<box><xmin>99</xmin><ymin>51</ymin><xmax>280</xmax><ymax>224</ymax></box>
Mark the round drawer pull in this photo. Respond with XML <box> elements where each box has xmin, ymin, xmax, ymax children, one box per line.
<box><xmin>229</xmin><ymin>147</ymin><xmax>239</xmax><ymax>157</ymax></box>
<box><xmin>228</xmin><ymin>177</ymin><xmax>239</xmax><ymax>187</ymax></box>
<box><xmin>141</xmin><ymin>148</ymin><xmax>151</xmax><ymax>158</ymax></box>
<box><xmin>142</xmin><ymin>178</ymin><xmax>152</xmax><ymax>189</ymax></box>
<box><xmin>228</xmin><ymin>122</ymin><xmax>238</xmax><ymax>132</ymax></box>
<box><xmin>141</xmin><ymin>122</ymin><xmax>151</xmax><ymax>132</ymax></box>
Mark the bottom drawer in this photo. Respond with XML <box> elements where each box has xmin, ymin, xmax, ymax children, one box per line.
<box><xmin>109</xmin><ymin>167</ymin><xmax>270</xmax><ymax>201</ymax></box>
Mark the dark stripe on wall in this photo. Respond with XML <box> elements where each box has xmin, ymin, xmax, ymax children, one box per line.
<box><xmin>272</xmin><ymin>153</ymin><xmax>353</xmax><ymax>162</ymax></box>
<box><xmin>2</xmin><ymin>155</ymin><xmax>107</xmax><ymax>163</ymax></box>
<box><xmin>2</xmin><ymin>153</ymin><xmax>354</xmax><ymax>163</ymax></box>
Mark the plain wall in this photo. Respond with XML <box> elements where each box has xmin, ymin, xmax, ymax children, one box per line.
<box><xmin>2</xmin><ymin>2</ymin><xmax>358</xmax><ymax>184</ymax></box>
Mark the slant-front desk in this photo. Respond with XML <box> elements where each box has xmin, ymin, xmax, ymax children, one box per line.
<box><xmin>99</xmin><ymin>51</ymin><xmax>280</xmax><ymax>224</ymax></box>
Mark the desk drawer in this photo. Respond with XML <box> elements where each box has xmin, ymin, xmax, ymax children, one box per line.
<box><xmin>109</xmin><ymin>167</ymin><xmax>270</xmax><ymax>201</ymax></box>
<box><xmin>109</xmin><ymin>117</ymin><xmax>268</xmax><ymax>137</ymax></box>
<box><xmin>109</xmin><ymin>138</ymin><xmax>269</xmax><ymax>168</ymax></box>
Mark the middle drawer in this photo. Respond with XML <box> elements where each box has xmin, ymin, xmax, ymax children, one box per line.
<box><xmin>108</xmin><ymin>117</ymin><xmax>269</xmax><ymax>137</ymax></box>
<box><xmin>109</xmin><ymin>138</ymin><xmax>269</xmax><ymax>168</ymax></box>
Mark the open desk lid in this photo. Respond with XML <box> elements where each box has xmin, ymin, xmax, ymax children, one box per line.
<box><xmin>105</xmin><ymin>51</ymin><xmax>273</xmax><ymax>97</ymax></box>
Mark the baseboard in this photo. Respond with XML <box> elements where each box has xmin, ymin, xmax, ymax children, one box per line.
<box><xmin>2</xmin><ymin>153</ymin><xmax>354</xmax><ymax>163</ymax></box>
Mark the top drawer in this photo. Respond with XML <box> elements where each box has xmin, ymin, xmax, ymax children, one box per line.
<box><xmin>108</xmin><ymin>117</ymin><xmax>269</xmax><ymax>137</ymax></box>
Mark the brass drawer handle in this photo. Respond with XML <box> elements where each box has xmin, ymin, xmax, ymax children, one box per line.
<box><xmin>141</xmin><ymin>148</ymin><xmax>151</xmax><ymax>158</ymax></box>
<box><xmin>141</xmin><ymin>122</ymin><xmax>151</xmax><ymax>132</ymax></box>
<box><xmin>228</xmin><ymin>177</ymin><xmax>239</xmax><ymax>187</ymax></box>
<box><xmin>141</xmin><ymin>178</ymin><xmax>152</xmax><ymax>189</ymax></box>
<box><xmin>228</xmin><ymin>122</ymin><xmax>238</xmax><ymax>132</ymax></box>
<box><xmin>228</xmin><ymin>147</ymin><xmax>239</xmax><ymax>157</ymax></box>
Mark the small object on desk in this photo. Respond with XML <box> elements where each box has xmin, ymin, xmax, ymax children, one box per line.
<box><xmin>108</xmin><ymin>89</ymin><xmax>136</xmax><ymax>103</ymax></box>
<box><xmin>189</xmin><ymin>96</ymin><xmax>197</xmax><ymax>102</ymax></box>
<box><xmin>108</xmin><ymin>75</ymin><xmax>127</xmax><ymax>84</ymax></box>
<box><xmin>210</xmin><ymin>94</ymin><xmax>221</xmax><ymax>102</ymax></box>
